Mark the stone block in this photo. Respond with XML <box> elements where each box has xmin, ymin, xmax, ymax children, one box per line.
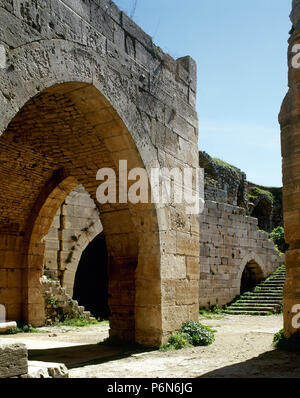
<box><xmin>0</xmin><ymin>341</ymin><xmax>28</xmax><ymax>378</ymax></box>
<box><xmin>28</xmin><ymin>360</ymin><xmax>69</xmax><ymax>378</ymax></box>
<box><xmin>0</xmin><ymin>321</ymin><xmax>17</xmax><ymax>333</ymax></box>
<box><xmin>161</xmin><ymin>254</ymin><xmax>186</xmax><ymax>279</ymax></box>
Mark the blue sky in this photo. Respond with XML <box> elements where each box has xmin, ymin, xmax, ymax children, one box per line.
<box><xmin>114</xmin><ymin>0</ymin><xmax>291</xmax><ymax>187</ymax></box>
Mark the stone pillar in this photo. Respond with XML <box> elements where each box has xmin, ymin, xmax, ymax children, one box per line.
<box><xmin>279</xmin><ymin>0</ymin><xmax>300</xmax><ymax>337</ymax></box>
<box><xmin>0</xmin><ymin>233</ymin><xmax>23</xmax><ymax>322</ymax></box>
<box><xmin>23</xmin><ymin>238</ymin><xmax>45</xmax><ymax>327</ymax></box>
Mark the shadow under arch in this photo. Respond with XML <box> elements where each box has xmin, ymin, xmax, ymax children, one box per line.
<box><xmin>251</xmin><ymin>197</ymin><xmax>273</xmax><ymax>232</ymax></box>
<box><xmin>240</xmin><ymin>260</ymin><xmax>265</xmax><ymax>295</ymax></box>
<box><xmin>0</xmin><ymin>81</ymin><xmax>162</xmax><ymax>346</ymax></box>
<box><xmin>73</xmin><ymin>231</ymin><xmax>109</xmax><ymax>320</ymax></box>
<box><xmin>237</xmin><ymin>253</ymin><xmax>266</xmax><ymax>295</ymax></box>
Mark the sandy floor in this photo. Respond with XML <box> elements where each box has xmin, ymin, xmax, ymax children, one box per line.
<box><xmin>2</xmin><ymin>314</ymin><xmax>300</xmax><ymax>378</ymax></box>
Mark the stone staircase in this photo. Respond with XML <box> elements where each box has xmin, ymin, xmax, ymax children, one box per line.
<box><xmin>224</xmin><ymin>264</ymin><xmax>286</xmax><ymax>315</ymax></box>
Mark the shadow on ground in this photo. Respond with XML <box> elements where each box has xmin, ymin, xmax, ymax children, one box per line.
<box><xmin>28</xmin><ymin>342</ymin><xmax>154</xmax><ymax>369</ymax></box>
<box><xmin>199</xmin><ymin>349</ymin><xmax>300</xmax><ymax>378</ymax></box>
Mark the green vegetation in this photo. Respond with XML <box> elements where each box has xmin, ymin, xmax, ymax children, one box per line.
<box><xmin>59</xmin><ymin>317</ymin><xmax>108</xmax><ymax>327</ymax></box>
<box><xmin>269</xmin><ymin>226</ymin><xmax>289</xmax><ymax>254</ymax></box>
<box><xmin>159</xmin><ymin>332</ymin><xmax>192</xmax><ymax>351</ymax></box>
<box><xmin>1</xmin><ymin>323</ymin><xmax>41</xmax><ymax>335</ymax></box>
<box><xmin>273</xmin><ymin>329</ymin><xmax>300</xmax><ymax>352</ymax></box>
<box><xmin>46</xmin><ymin>295</ymin><xmax>58</xmax><ymax>308</ymax></box>
<box><xmin>199</xmin><ymin>305</ymin><xmax>225</xmax><ymax>318</ymax></box>
<box><xmin>212</xmin><ymin>157</ymin><xmax>240</xmax><ymax>176</ymax></box>
<box><xmin>159</xmin><ymin>321</ymin><xmax>215</xmax><ymax>352</ymax></box>
<box><xmin>247</xmin><ymin>186</ymin><xmax>274</xmax><ymax>203</ymax></box>
<box><xmin>204</xmin><ymin>177</ymin><xmax>218</xmax><ymax>187</ymax></box>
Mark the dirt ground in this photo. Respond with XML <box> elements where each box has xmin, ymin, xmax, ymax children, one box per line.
<box><xmin>3</xmin><ymin>313</ymin><xmax>300</xmax><ymax>378</ymax></box>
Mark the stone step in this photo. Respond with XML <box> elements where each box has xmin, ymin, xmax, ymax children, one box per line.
<box><xmin>231</xmin><ymin>302</ymin><xmax>280</xmax><ymax>307</ymax></box>
<box><xmin>245</xmin><ymin>291</ymin><xmax>282</xmax><ymax>296</ymax></box>
<box><xmin>236</xmin><ymin>300</ymin><xmax>282</xmax><ymax>305</ymax></box>
<box><xmin>227</xmin><ymin>306</ymin><xmax>276</xmax><ymax>311</ymax></box>
<box><xmin>253</xmin><ymin>291</ymin><xmax>283</xmax><ymax>294</ymax></box>
<box><xmin>224</xmin><ymin>265</ymin><xmax>285</xmax><ymax>315</ymax></box>
<box><xmin>266</xmin><ymin>278</ymin><xmax>285</xmax><ymax>282</ymax></box>
<box><xmin>254</xmin><ymin>286</ymin><xmax>283</xmax><ymax>289</ymax></box>
<box><xmin>244</xmin><ymin>295</ymin><xmax>282</xmax><ymax>300</ymax></box>
<box><xmin>224</xmin><ymin>310</ymin><xmax>272</xmax><ymax>315</ymax></box>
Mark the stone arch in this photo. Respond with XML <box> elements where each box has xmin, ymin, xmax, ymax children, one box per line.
<box><xmin>43</xmin><ymin>184</ymin><xmax>104</xmax><ymax>297</ymax></box>
<box><xmin>240</xmin><ymin>261</ymin><xmax>264</xmax><ymax>295</ymax></box>
<box><xmin>0</xmin><ymin>76</ymin><xmax>162</xmax><ymax>345</ymax></box>
<box><xmin>0</xmin><ymin>34</ymin><xmax>200</xmax><ymax>346</ymax></box>
<box><xmin>0</xmin><ymin>40</ymin><xmax>160</xmax><ymax>173</ymax></box>
<box><xmin>23</xmin><ymin>171</ymin><xmax>79</xmax><ymax>325</ymax></box>
<box><xmin>237</xmin><ymin>253</ymin><xmax>265</xmax><ymax>295</ymax></box>
<box><xmin>63</xmin><ymin>211</ymin><xmax>103</xmax><ymax>298</ymax></box>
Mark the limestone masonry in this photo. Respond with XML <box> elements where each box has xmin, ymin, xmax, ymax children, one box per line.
<box><xmin>279</xmin><ymin>0</ymin><xmax>300</xmax><ymax>338</ymax></box>
<box><xmin>0</xmin><ymin>0</ymin><xmax>199</xmax><ymax>347</ymax></box>
<box><xmin>0</xmin><ymin>0</ymin><xmax>290</xmax><ymax>364</ymax></box>
<box><xmin>42</xmin><ymin>156</ymin><xmax>283</xmax><ymax>315</ymax></box>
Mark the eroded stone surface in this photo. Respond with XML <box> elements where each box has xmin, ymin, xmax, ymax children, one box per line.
<box><xmin>0</xmin><ymin>0</ymin><xmax>199</xmax><ymax>347</ymax></box>
<box><xmin>199</xmin><ymin>200</ymin><xmax>283</xmax><ymax>307</ymax></box>
<box><xmin>28</xmin><ymin>361</ymin><xmax>69</xmax><ymax>378</ymax></box>
<box><xmin>279</xmin><ymin>0</ymin><xmax>300</xmax><ymax>338</ymax></box>
<box><xmin>0</xmin><ymin>340</ymin><xmax>28</xmax><ymax>378</ymax></box>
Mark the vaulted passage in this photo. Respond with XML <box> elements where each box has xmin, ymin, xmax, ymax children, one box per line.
<box><xmin>0</xmin><ymin>82</ymin><xmax>162</xmax><ymax>345</ymax></box>
<box><xmin>73</xmin><ymin>232</ymin><xmax>109</xmax><ymax>320</ymax></box>
<box><xmin>240</xmin><ymin>260</ymin><xmax>264</xmax><ymax>295</ymax></box>
<box><xmin>0</xmin><ymin>0</ymin><xmax>201</xmax><ymax>349</ymax></box>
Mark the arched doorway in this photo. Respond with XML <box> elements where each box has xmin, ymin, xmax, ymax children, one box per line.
<box><xmin>240</xmin><ymin>260</ymin><xmax>264</xmax><ymax>294</ymax></box>
<box><xmin>0</xmin><ymin>82</ymin><xmax>162</xmax><ymax>345</ymax></box>
<box><xmin>43</xmin><ymin>184</ymin><xmax>104</xmax><ymax>298</ymax></box>
<box><xmin>0</xmin><ymin>34</ymin><xmax>200</xmax><ymax>346</ymax></box>
<box><xmin>73</xmin><ymin>232</ymin><xmax>109</xmax><ymax>320</ymax></box>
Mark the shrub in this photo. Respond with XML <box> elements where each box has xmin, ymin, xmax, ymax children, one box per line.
<box><xmin>273</xmin><ymin>328</ymin><xmax>300</xmax><ymax>352</ymax></box>
<box><xmin>1</xmin><ymin>323</ymin><xmax>40</xmax><ymax>335</ymax></box>
<box><xmin>199</xmin><ymin>305</ymin><xmax>225</xmax><ymax>317</ymax></box>
<box><xmin>249</xmin><ymin>187</ymin><xmax>274</xmax><ymax>202</ymax></box>
<box><xmin>159</xmin><ymin>321</ymin><xmax>215</xmax><ymax>351</ymax></box>
<box><xmin>270</xmin><ymin>226</ymin><xmax>289</xmax><ymax>253</ymax></box>
<box><xmin>159</xmin><ymin>332</ymin><xmax>192</xmax><ymax>352</ymax></box>
<box><xmin>181</xmin><ymin>321</ymin><xmax>215</xmax><ymax>346</ymax></box>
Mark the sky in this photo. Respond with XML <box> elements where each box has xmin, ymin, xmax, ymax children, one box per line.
<box><xmin>113</xmin><ymin>0</ymin><xmax>292</xmax><ymax>187</ymax></box>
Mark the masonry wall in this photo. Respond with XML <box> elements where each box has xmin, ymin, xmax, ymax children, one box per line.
<box><xmin>0</xmin><ymin>0</ymin><xmax>200</xmax><ymax>346</ymax></box>
<box><xmin>279</xmin><ymin>0</ymin><xmax>300</xmax><ymax>338</ymax></box>
<box><xmin>44</xmin><ymin>189</ymin><xmax>284</xmax><ymax>311</ymax></box>
<box><xmin>199</xmin><ymin>200</ymin><xmax>284</xmax><ymax>307</ymax></box>
<box><xmin>44</xmin><ymin>185</ymin><xmax>102</xmax><ymax>297</ymax></box>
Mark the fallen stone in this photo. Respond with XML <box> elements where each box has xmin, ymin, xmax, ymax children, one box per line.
<box><xmin>0</xmin><ymin>341</ymin><xmax>28</xmax><ymax>378</ymax></box>
<box><xmin>0</xmin><ymin>322</ymin><xmax>17</xmax><ymax>333</ymax></box>
<box><xmin>28</xmin><ymin>361</ymin><xmax>69</xmax><ymax>378</ymax></box>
